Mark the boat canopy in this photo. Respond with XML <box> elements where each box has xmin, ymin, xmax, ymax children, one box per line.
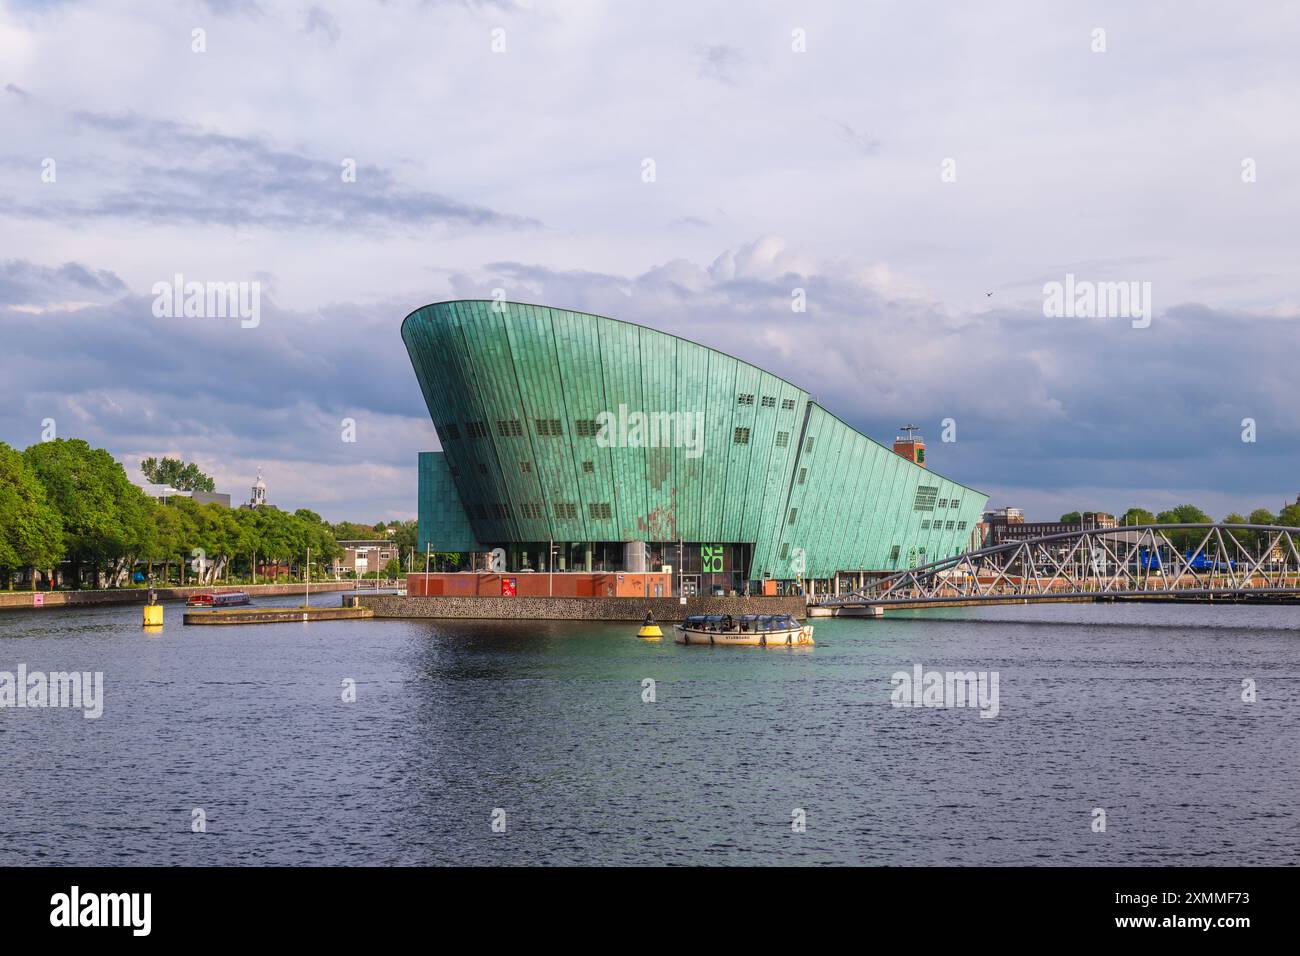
<box><xmin>682</xmin><ymin>614</ymin><xmax>800</xmax><ymax>630</ymax></box>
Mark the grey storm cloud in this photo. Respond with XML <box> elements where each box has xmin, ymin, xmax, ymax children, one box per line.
<box><xmin>0</xmin><ymin>259</ymin><xmax>127</xmax><ymax>306</ymax></box>
<box><xmin>0</xmin><ymin>263</ymin><xmax>428</xmax><ymax>480</ymax></box>
<box><xmin>1</xmin><ymin>109</ymin><xmax>538</xmax><ymax>231</ymax></box>
<box><xmin>448</xmin><ymin>241</ymin><xmax>1300</xmax><ymax>517</ymax></box>
<box><xmin>2</xmin><ymin>241</ymin><xmax>1297</xmax><ymax>520</ymax></box>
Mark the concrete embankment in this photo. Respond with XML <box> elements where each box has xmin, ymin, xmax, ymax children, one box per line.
<box><xmin>0</xmin><ymin>582</ymin><xmax>360</xmax><ymax>612</ymax></box>
<box><xmin>184</xmin><ymin>606</ymin><xmax>375</xmax><ymax>625</ymax></box>
<box><xmin>355</xmin><ymin>594</ymin><xmax>805</xmax><ymax>621</ymax></box>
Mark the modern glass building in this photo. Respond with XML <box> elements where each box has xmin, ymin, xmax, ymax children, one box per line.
<box><xmin>404</xmin><ymin>300</ymin><xmax>987</xmax><ymax>593</ymax></box>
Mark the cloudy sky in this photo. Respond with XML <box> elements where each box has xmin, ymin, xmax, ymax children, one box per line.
<box><xmin>2</xmin><ymin>0</ymin><xmax>1298</xmax><ymax>522</ymax></box>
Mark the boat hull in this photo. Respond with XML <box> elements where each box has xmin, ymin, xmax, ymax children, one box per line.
<box><xmin>186</xmin><ymin>591</ymin><xmax>253</xmax><ymax>608</ymax></box>
<box><xmin>675</xmin><ymin>625</ymin><xmax>814</xmax><ymax>647</ymax></box>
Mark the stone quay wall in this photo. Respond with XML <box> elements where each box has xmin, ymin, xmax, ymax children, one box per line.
<box><xmin>0</xmin><ymin>581</ymin><xmax>358</xmax><ymax>611</ymax></box>
<box><xmin>355</xmin><ymin>594</ymin><xmax>806</xmax><ymax>621</ymax></box>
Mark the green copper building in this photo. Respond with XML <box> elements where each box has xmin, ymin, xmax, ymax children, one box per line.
<box><xmin>404</xmin><ymin>300</ymin><xmax>987</xmax><ymax>592</ymax></box>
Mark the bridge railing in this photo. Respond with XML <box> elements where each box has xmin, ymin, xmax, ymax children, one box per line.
<box><xmin>816</xmin><ymin>524</ymin><xmax>1300</xmax><ymax>606</ymax></box>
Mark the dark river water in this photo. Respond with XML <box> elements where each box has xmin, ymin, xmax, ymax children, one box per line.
<box><xmin>1</xmin><ymin>596</ymin><xmax>1296</xmax><ymax>865</ymax></box>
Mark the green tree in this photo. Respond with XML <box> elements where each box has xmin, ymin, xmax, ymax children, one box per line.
<box><xmin>0</xmin><ymin>441</ymin><xmax>64</xmax><ymax>588</ymax></box>
<box><xmin>385</xmin><ymin>520</ymin><xmax>419</xmax><ymax>567</ymax></box>
<box><xmin>1221</xmin><ymin>513</ymin><xmax>1251</xmax><ymax>555</ymax></box>
<box><xmin>295</xmin><ymin>509</ymin><xmax>340</xmax><ymax>571</ymax></box>
<box><xmin>1156</xmin><ymin>504</ymin><xmax>1212</xmax><ymax>551</ymax></box>
<box><xmin>1249</xmin><ymin>508</ymin><xmax>1277</xmax><ymax>526</ymax></box>
<box><xmin>24</xmin><ymin>439</ymin><xmax>156</xmax><ymax>587</ymax></box>
<box><xmin>332</xmin><ymin>520</ymin><xmax>380</xmax><ymax>541</ymax></box>
<box><xmin>1059</xmin><ymin>512</ymin><xmax>1081</xmax><ymax>524</ymax></box>
<box><xmin>147</xmin><ymin>500</ymin><xmax>184</xmax><ymax>584</ymax></box>
<box><xmin>139</xmin><ymin>456</ymin><xmax>216</xmax><ymax>492</ymax></box>
<box><xmin>1278</xmin><ymin>500</ymin><xmax>1300</xmax><ymax>530</ymax></box>
<box><xmin>1120</xmin><ymin>507</ymin><xmax>1156</xmax><ymax>526</ymax></box>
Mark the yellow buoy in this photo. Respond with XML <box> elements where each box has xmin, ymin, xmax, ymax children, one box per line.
<box><xmin>637</xmin><ymin>613</ymin><xmax>662</xmax><ymax>640</ymax></box>
<box><xmin>143</xmin><ymin>603</ymin><xmax>164</xmax><ymax>627</ymax></box>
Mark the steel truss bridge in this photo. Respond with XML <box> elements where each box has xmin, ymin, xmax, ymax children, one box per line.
<box><xmin>815</xmin><ymin>524</ymin><xmax>1300</xmax><ymax>608</ymax></box>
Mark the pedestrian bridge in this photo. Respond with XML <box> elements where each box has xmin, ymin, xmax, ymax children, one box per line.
<box><xmin>813</xmin><ymin>523</ymin><xmax>1300</xmax><ymax>611</ymax></box>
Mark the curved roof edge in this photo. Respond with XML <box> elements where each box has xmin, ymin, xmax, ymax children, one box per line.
<box><xmin>402</xmin><ymin>299</ymin><xmax>988</xmax><ymax>500</ymax></box>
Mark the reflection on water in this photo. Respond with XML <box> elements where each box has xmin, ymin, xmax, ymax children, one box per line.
<box><xmin>1</xmin><ymin>598</ymin><xmax>1297</xmax><ymax>865</ymax></box>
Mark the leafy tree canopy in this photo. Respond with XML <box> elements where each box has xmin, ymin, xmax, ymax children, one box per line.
<box><xmin>0</xmin><ymin>441</ymin><xmax>65</xmax><ymax>573</ymax></box>
<box><xmin>140</xmin><ymin>456</ymin><xmax>215</xmax><ymax>492</ymax></box>
<box><xmin>1120</xmin><ymin>508</ymin><xmax>1156</xmax><ymax>526</ymax></box>
<box><xmin>24</xmin><ymin>438</ymin><xmax>155</xmax><ymax>564</ymax></box>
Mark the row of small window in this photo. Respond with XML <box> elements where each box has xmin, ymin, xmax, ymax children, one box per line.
<box><xmin>441</xmin><ymin>419</ymin><xmax>565</xmax><ymax>440</ymax></box>
<box><xmin>540</xmin><ymin>460</ymin><xmax>597</xmax><ymax>475</ymax></box>
<box><xmin>735</xmin><ymin>429</ymin><xmax>813</xmax><ymax>453</ymax></box>
<box><xmin>456</xmin><ymin>460</ymin><xmax>599</xmax><ymax>478</ymax></box>
<box><xmin>785</xmin><ymin>512</ymin><xmax>967</xmax><ymax>530</ymax></box>
<box><xmin>442</xmin><ymin>406</ymin><xmax>802</xmax><ymax>444</ymax></box>
<box><xmin>465</xmin><ymin>502</ymin><xmax>614</xmax><ymax>521</ymax></box>
<box><xmin>738</xmin><ymin>394</ymin><xmax>798</xmax><ymax>411</ymax></box>
<box><xmin>912</xmin><ymin>485</ymin><xmax>962</xmax><ymax>512</ymax></box>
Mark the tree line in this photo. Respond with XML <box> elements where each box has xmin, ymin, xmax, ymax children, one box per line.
<box><xmin>0</xmin><ymin>438</ymin><xmax>428</xmax><ymax>590</ymax></box>
<box><xmin>1061</xmin><ymin>504</ymin><xmax>1300</xmax><ymax>551</ymax></box>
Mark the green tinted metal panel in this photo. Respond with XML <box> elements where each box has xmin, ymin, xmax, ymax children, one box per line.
<box><xmin>721</xmin><ymin>363</ymin><xmax>758</xmax><ymax>541</ymax></box>
<box><xmin>674</xmin><ymin>340</ymin><xmax>709</xmax><ymax>541</ymax></box>
<box><xmin>552</xmin><ymin>307</ymin><xmax>613</xmax><ymax>541</ymax></box>
<box><xmin>418</xmin><ymin>451</ymin><xmax>482</xmax><ymax>552</ymax></box>
<box><xmin>402</xmin><ymin>301</ymin><xmax>987</xmax><ymax>574</ymax></box>
<box><xmin>596</xmin><ymin>318</ymin><xmax>642</xmax><ymax>538</ymax></box>
<box><xmin>638</xmin><ymin>326</ymin><xmax>678</xmax><ymax>540</ymax></box>
<box><xmin>700</xmin><ymin>349</ymin><xmax>736</xmax><ymax>539</ymax></box>
<box><xmin>501</xmin><ymin>304</ymin><xmax>572</xmax><ymax>539</ymax></box>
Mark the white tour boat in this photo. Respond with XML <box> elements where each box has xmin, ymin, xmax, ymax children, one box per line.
<box><xmin>675</xmin><ymin>613</ymin><xmax>814</xmax><ymax>647</ymax></box>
